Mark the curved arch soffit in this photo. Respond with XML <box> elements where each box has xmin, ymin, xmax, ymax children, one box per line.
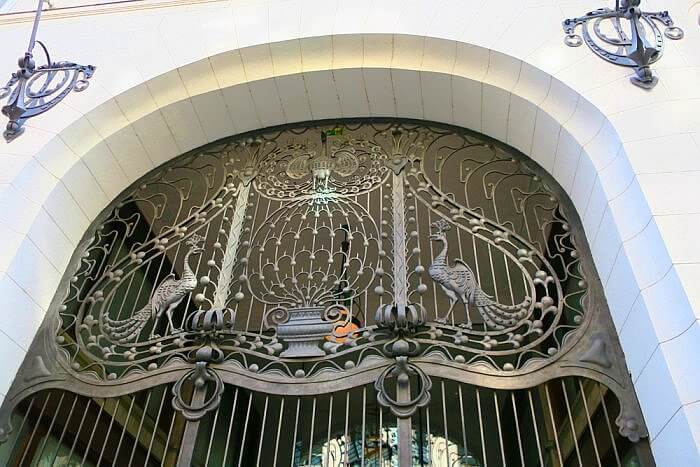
<box><xmin>5</xmin><ymin>33</ymin><xmax>629</xmax><ymax>290</ymax></box>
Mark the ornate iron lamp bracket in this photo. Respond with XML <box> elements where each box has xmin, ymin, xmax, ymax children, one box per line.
<box><xmin>562</xmin><ymin>0</ymin><xmax>683</xmax><ymax>89</ymax></box>
<box><xmin>0</xmin><ymin>0</ymin><xmax>95</xmax><ymax>142</ymax></box>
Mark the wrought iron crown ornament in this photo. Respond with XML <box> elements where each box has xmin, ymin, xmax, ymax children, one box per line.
<box><xmin>0</xmin><ymin>0</ymin><xmax>95</xmax><ymax>142</ymax></box>
<box><xmin>563</xmin><ymin>0</ymin><xmax>683</xmax><ymax>89</ymax></box>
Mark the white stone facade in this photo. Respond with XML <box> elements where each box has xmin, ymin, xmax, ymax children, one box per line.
<box><xmin>0</xmin><ymin>0</ymin><xmax>699</xmax><ymax>463</ymax></box>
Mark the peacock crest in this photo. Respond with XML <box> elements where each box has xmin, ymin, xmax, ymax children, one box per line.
<box><xmin>427</xmin><ymin>218</ymin><xmax>531</xmax><ymax>330</ymax></box>
<box><xmin>102</xmin><ymin>233</ymin><xmax>205</xmax><ymax>343</ymax></box>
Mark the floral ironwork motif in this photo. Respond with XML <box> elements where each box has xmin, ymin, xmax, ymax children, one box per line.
<box><xmin>0</xmin><ymin>121</ymin><xmax>648</xmax><ymax>447</ymax></box>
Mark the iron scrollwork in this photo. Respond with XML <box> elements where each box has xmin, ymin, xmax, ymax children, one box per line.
<box><xmin>0</xmin><ymin>121</ymin><xmax>648</xmax><ymax>444</ymax></box>
<box><xmin>1</xmin><ymin>0</ymin><xmax>95</xmax><ymax>142</ymax></box>
<box><xmin>562</xmin><ymin>0</ymin><xmax>683</xmax><ymax>88</ymax></box>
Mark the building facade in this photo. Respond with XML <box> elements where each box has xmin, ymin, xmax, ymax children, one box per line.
<box><xmin>0</xmin><ymin>0</ymin><xmax>699</xmax><ymax>465</ymax></box>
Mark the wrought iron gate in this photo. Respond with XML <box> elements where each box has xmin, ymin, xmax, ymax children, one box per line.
<box><xmin>0</xmin><ymin>121</ymin><xmax>652</xmax><ymax>466</ymax></box>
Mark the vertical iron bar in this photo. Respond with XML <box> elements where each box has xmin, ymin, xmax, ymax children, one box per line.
<box><xmin>503</xmin><ymin>250</ymin><xmax>515</xmax><ymax>305</ymax></box>
<box><xmin>273</xmin><ymin>397</ymin><xmax>285</xmax><ymax>467</ymax></box>
<box><xmin>176</xmin><ymin>387</ymin><xmax>207</xmax><ymax>467</ymax></box>
<box><xmin>472</xmin><ymin>232</ymin><xmax>481</xmax><ymax>291</ymax></box>
<box><xmin>236</xmin><ymin>391</ymin><xmax>254</xmax><ymax>467</ymax></box>
<box><xmin>82</xmin><ymin>398</ymin><xmax>107</xmax><ymax>466</ymax></box>
<box><xmin>34</xmin><ymin>391</ymin><xmax>66</xmax><ymax>464</ymax></box>
<box><xmin>560</xmin><ymin>380</ymin><xmax>583</xmax><ymax>467</ymax></box>
<box><xmin>95</xmin><ymin>398</ymin><xmax>121</xmax><ymax>467</ymax></box>
<box><xmin>493</xmin><ymin>391</ymin><xmax>506</xmax><ymax>466</ymax></box>
<box><xmin>344</xmin><ymin>391</ymin><xmax>350</xmax><ymax>467</ymax></box>
<box><xmin>18</xmin><ymin>391</ymin><xmax>51</xmax><ymax>466</ymax></box>
<box><xmin>10</xmin><ymin>396</ymin><xmax>35</xmax><ymax>462</ymax></box>
<box><xmin>222</xmin><ymin>387</ymin><xmax>240</xmax><ymax>466</ymax></box>
<box><xmin>289</xmin><ymin>397</ymin><xmax>301</xmax><ymax>467</ymax></box>
<box><xmin>544</xmin><ymin>384</ymin><xmax>563</xmax><ymax>466</ymax></box>
<box><xmin>487</xmin><ymin>244</ymin><xmax>499</xmax><ymax>302</ymax></box>
<box><xmin>49</xmin><ymin>392</ymin><xmax>78</xmax><ymax>466</ymax></box>
<box><xmin>418</xmin><ymin>408</ymin><xmax>425</xmax><ymax>467</ymax></box>
<box><xmin>128</xmin><ymin>389</ymin><xmax>153</xmax><ymax>466</ymax></box>
<box><xmin>476</xmin><ymin>388</ymin><xmax>487</xmax><ymax>467</ymax></box>
<box><xmin>145</xmin><ymin>386</ymin><xmax>169</xmax><ymax>464</ymax></box>
<box><xmin>428</xmin><ymin>212</ymin><xmax>440</xmax><ymax>322</ymax></box>
<box><xmin>114</xmin><ymin>393</ymin><xmax>137</xmax><ymax>464</ymax></box>
<box><xmin>361</xmin><ymin>387</ymin><xmax>367</xmax><ymax>467</ymax></box>
<box><xmin>204</xmin><ymin>397</ymin><xmax>222</xmax><ymax>467</ymax></box>
<box><xmin>325</xmin><ymin>395</ymin><xmax>334</xmax><ymax>467</ymax></box>
<box><xmin>442</xmin><ymin>381</ymin><xmax>450</xmax><ymax>467</ymax></box>
<box><xmin>426</xmin><ymin>403</ymin><xmax>432</xmax><ymax>465</ymax></box>
<box><xmin>596</xmin><ymin>383</ymin><xmax>622</xmax><ymax>466</ymax></box>
<box><xmin>397</xmin><ymin>381</ymin><xmax>413</xmax><ymax>467</ymax></box>
<box><xmin>458</xmin><ymin>384</ymin><xmax>469</xmax><ymax>465</ymax></box>
<box><xmin>378</xmin><ymin>406</ymin><xmax>383</xmax><ymax>466</ymax></box>
<box><xmin>510</xmin><ymin>392</ymin><xmax>525</xmax><ymax>467</ymax></box>
<box><xmin>577</xmin><ymin>379</ymin><xmax>602</xmax><ymax>466</ymax></box>
<box><xmin>256</xmin><ymin>395</ymin><xmax>270</xmax><ymax>466</ymax></box>
<box><xmin>527</xmin><ymin>390</ymin><xmax>545</xmax><ymax>467</ymax></box>
<box><xmin>161</xmin><ymin>401</ymin><xmax>178</xmax><ymax>467</ymax></box>
<box><xmin>308</xmin><ymin>397</ymin><xmax>317</xmax><ymax>467</ymax></box>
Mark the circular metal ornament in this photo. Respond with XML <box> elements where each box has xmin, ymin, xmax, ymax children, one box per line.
<box><xmin>582</xmin><ymin>14</ymin><xmax>663</xmax><ymax>67</ymax></box>
<box><xmin>664</xmin><ymin>26</ymin><xmax>684</xmax><ymax>40</ymax></box>
<box><xmin>374</xmin><ymin>357</ymin><xmax>432</xmax><ymax>418</ymax></box>
<box><xmin>564</xmin><ymin>34</ymin><xmax>583</xmax><ymax>47</ymax></box>
<box><xmin>171</xmin><ymin>363</ymin><xmax>225</xmax><ymax>421</ymax></box>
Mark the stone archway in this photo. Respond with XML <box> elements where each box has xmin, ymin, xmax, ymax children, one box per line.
<box><xmin>0</xmin><ymin>29</ymin><xmax>697</xmax><ymax>462</ymax></box>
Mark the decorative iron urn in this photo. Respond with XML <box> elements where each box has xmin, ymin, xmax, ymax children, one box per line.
<box><xmin>269</xmin><ymin>306</ymin><xmax>335</xmax><ymax>357</ymax></box>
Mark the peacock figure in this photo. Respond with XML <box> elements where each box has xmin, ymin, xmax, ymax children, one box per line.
<box><xmin>428</xmin><ymin>219</ymin><xmax>530</xmax><ymax>330</ymax></box>
<box><xmin>103</xmin><ymin>233</ymin><xmax>205</xmax><ymax>343</ymax></box>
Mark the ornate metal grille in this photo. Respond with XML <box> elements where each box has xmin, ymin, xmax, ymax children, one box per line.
<box><xmin>0</xmin><ymin>121</ymin><xmax>651</xmax><ymax>466</ymax></box>
<box><xmin>0</xmin><ymin>376</ymin><xmax>639</xmax><ymax>466</ymax></box>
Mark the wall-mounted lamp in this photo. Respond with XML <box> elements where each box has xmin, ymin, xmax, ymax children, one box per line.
<box><xmin>563</xmin><ymin>0</ymin><xmax>683</xmax><ymax>89</ymax></box>
<box><xmin>0</xmin><ymin>0</ymin><xmax>95</xmax><ymax>142</ymax></box>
